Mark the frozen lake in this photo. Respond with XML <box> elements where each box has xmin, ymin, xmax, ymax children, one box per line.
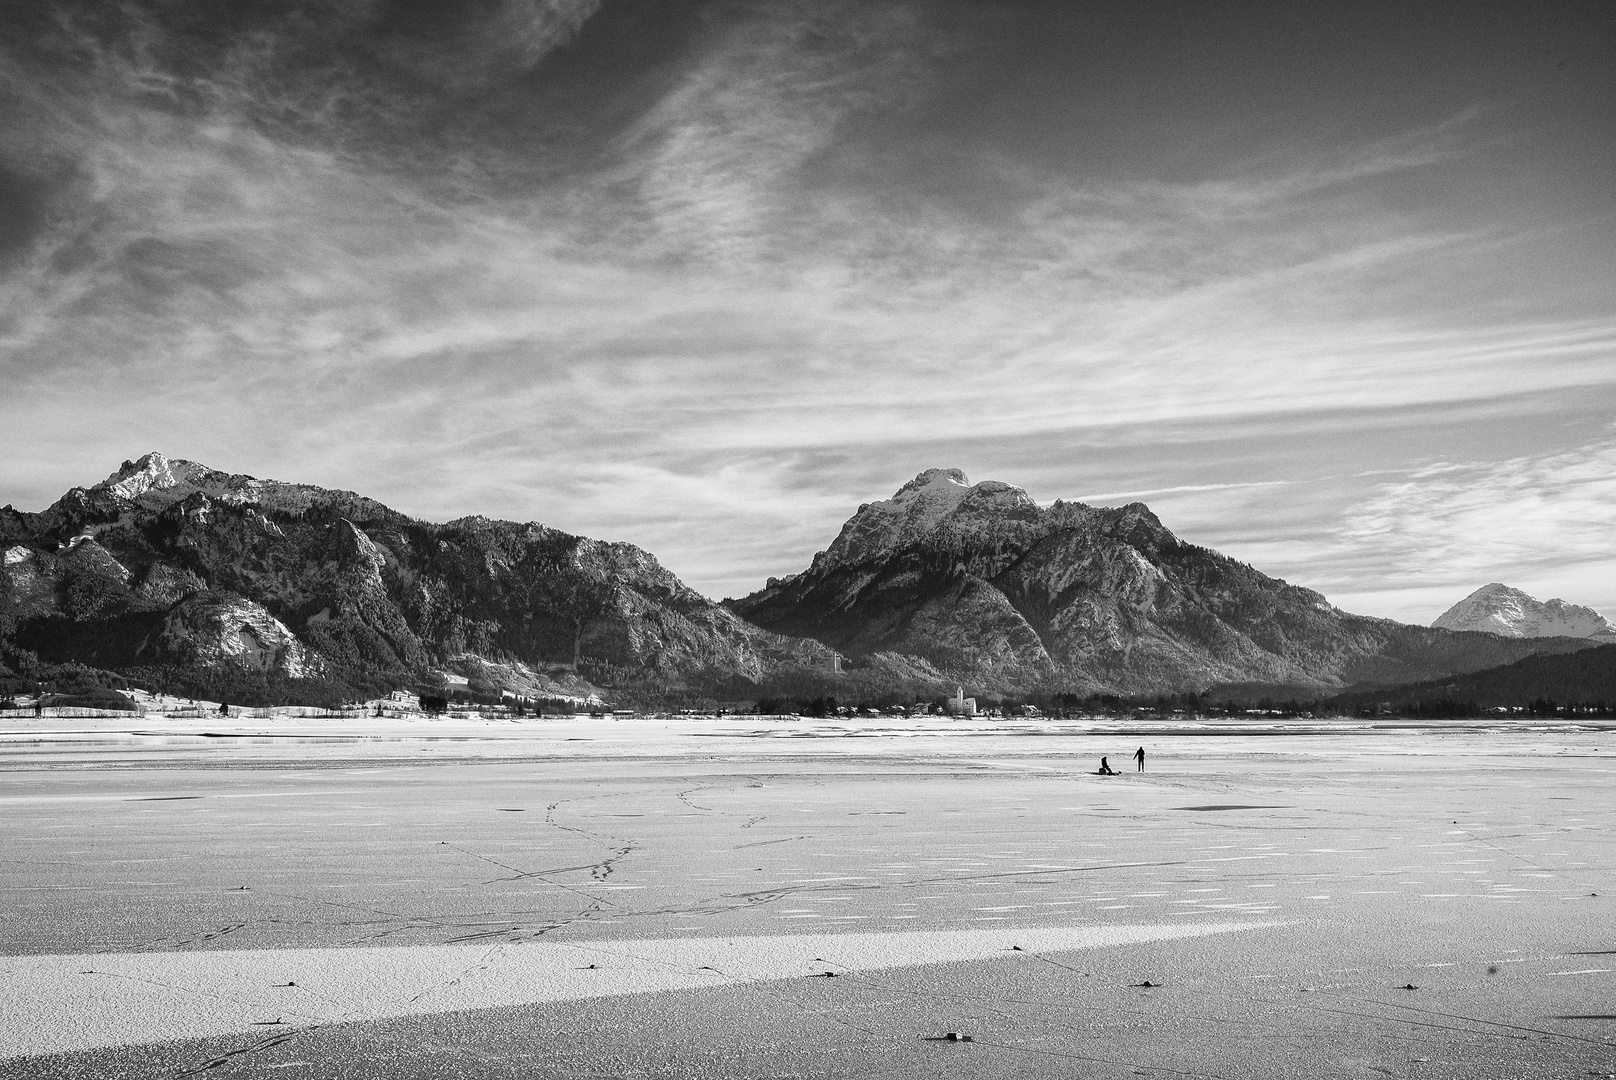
<box><xmin>1</xmin><ymin>715</ymin><xmax>1612</xmax><ymax>1078</ymax></box>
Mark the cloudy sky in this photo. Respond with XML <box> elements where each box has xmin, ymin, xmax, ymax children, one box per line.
<box><xmin>1</xmin><ymin>0</ymin><xmax>1612</xmax><ymax>621</ymax></box>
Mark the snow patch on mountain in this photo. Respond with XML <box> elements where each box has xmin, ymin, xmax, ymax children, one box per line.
<box><xmin>1432</xmin><ymin>583</ymin><xmax>1616</xmax><ymax>641</ymax></box>
<box><xmin>161</xmin><ymin>596</ymin><xmax>322</xmax><ymax>677</ymax></box>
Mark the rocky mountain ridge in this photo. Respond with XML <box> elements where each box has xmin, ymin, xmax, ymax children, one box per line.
<box><xmin>732</xmin><ymin>469</ymin><xmax>1597</xmax><ymax>696</ymax></box>
<box><xmin>4</xmin><ymin>458</ymin><xmax>1600</xmax><ymax>705</ymax></box>
<box><xmin>1433</xmin><ymin>583</ymin><xmax>1616</xmax><ymax>642</ymax></box>
<box><xmin>0</xmin><ymin>453</ymin><xmax>839</xmax><ymax>703</ymax></box>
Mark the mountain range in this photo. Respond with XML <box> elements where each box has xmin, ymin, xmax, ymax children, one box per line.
<box><xmin>729</xmin><ymin>469</ymin><xmax>1599</xmax><ymax>697</ymax></box>
<box><xmin>0</xmin><ymin>457</ymin><xmax>1604</xmax><ymax>706</ymax></box>
<box><xmin>1433</xmin><ymin>583</ymin><xmax>1616</xmax><ymax>642</ymax></box>
<box><xmin>0</xmin><ymin>454</ymin><xmax>836</xmax><ymax>705</ymax></box>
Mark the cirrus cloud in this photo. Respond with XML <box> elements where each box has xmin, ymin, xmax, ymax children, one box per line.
<box><xmin>0</xmin><ymin>0</ymin><xmax>1611</xmax><ymax>616</ymax></box>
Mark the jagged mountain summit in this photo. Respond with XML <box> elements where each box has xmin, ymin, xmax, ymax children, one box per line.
<box><xmin>0</xmin><ymin>453</ymin><xmax>837</xmax><ymax>703</ymax></box>
<box><xmin>730</xmin><ymin>469</ymin><xmax>1597</xmax><ymax>696</ymax></box>
<box><xmin>1432</xmin><ymin>584</ymin><xmax>1616</xmax><ymax>642</ymax></box>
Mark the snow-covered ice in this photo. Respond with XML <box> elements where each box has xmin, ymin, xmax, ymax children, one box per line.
<box><xmin>1</xmin><ymin>714</ymin><xmax>1611</xmax><ymax>1077</ymax></box>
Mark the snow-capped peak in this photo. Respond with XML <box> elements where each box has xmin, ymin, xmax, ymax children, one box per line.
<box><xmin>1433</xmin><ymin>583</ymin><xmax>1616</xmax><ymax>640</ymax></box>
<box><xmin>811</xmin><ymin>469</ymin><xmax>1040</xmax><ymax>571</ymax></box>
<box><xmin>90</xmin><ymin>453</ymin><xmax>278</xmax><ymax>513</ymax></box>
<box><xmin>881</xmin><ymin>468</ymin><xmax>975</xmax><ymax>526</ymax></box>
<box><xmin>892</xmin><ymin>467</ymin><xmax>971</xmax><ymax>500</ymax></box>
<box><xmin>102</xmin><ymin>453</ymin><xmax>179</xmax><ymax>500</ymax></box>
<box><xmin>98</xmin><ymin>452</ymin><xmax>217</xmax><ymax>504</ymax></box>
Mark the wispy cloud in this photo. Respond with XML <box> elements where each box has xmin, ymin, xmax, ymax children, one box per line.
<box><xmin>1332</xmin><ymin>436</ymin><xmax>1616</xmax><ymax>613</ymax></box>
<box><xmin>0</xmin><ymin>1</ymin><xmax>1612</xmax><ymax>614</ymax></box>
<box><xmin>1159</xmin><ymin>434</ymin><xmax>1616</xmax><ymax>624</ymax></box>
<box><xmin>1073</xmin><ymin>480</ymin><xmax>1297</xmax><ymax>505</ymax></box>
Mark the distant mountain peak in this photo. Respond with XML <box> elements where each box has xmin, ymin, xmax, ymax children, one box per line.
<box><xmin>814</xmin><ymin>469</ymin><xmax>1039</xmax><ymax>573</ymax></box>
<box><xmin>101</xmin><ymin>452</ymin><xmax>190</xmax><ymax>500</ymax></box>
<box><xmin>894</xmin><ymin>468</ymin><xmax>971</xmax><ymax>497</ymax></box>
<box><xmin>1433</xmin><ymin>583</ymin><xmax>1616</xmax><ymax>640</ymax></box>
<box><xmin>886</xmin><ymin>468</ymin><xmax>975</xmax><ymax>522</ymax></box>
<box><xmin>88</xmin><ymin>452</ymin><xmax>246</xmax><ymax>512</ymax></box>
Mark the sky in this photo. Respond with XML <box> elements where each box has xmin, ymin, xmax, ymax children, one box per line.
<box><xmin>1</xmin><ymin>0</ymin><xmax>1612</xmax><ymax>622</ymax></box>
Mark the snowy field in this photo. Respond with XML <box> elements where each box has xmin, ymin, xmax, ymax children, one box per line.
<box><xmin>1</xmin><ymin>715</ymin><xmax>1612</xmax><ymax>1078</ymax></box>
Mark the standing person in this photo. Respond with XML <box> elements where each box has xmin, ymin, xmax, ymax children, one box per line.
<box><xmin>1134</xmin><ymin>746</ymin><xmax>1145</xmax><ymax>772</ymax></box>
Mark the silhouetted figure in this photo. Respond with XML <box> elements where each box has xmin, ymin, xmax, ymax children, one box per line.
<box><xmin>1134</xmin><ymin>746</ymin><xmax>1145</xmax><ymax>772</ymax></box>
<box><xmin>1097</xmin><ymin>756</ymin><xmax>1117</xmax><ymax>775</ymax></box>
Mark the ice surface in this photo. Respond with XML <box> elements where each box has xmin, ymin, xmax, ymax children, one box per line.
<box><xmin>1</xmin><ymin>714</ymin><xmax>1612</xmax><ymax>1078</ymax></box>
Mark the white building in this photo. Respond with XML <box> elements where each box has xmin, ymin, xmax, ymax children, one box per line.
<box><xmin>946</xmin><ymin>686</ymin><xmax>977</xmax><ymax>716</ymax></box>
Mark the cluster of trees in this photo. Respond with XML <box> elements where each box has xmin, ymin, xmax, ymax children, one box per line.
<box><xmin>753</xmin><ymin>693</ymin><xmax>1059</xmax><ymax>717</ymax></box>
<box><xmin>1197</xmin><ymin>696</ymin><xmax>1616</xmax><ymax>719</ymax></box>
<box><xmin>1523</xmin><ymin>699</ymin><xmax>1616</xmax><ymax>717</ymax></box>
<box><xmin>1049</xmin><ymin>692</ymin><xmax>1211</xmax><ymax>715</ymax></box>
<box><xmin>1383</xmin><ymin>698</ymin><xmax>1481</xmax><ymax>719</ymax></box>
<box><xmin>416</xmin><ymin>692</ymin><xmax>581</xmax><ymax>716</ymax></box>
<box><xmin>154</xmin><ymin>665</ymin><xmax>401</xmax><ymax>709</ymax></box>
<box><xmin>757</xmin><ymin>695</ymin><xmax>852</xmax><ymax>716</ymax></box>
<box><xmin>509</xmin><ymin>696</ymin><xmax>579</xmax><ymax>715</ymax></box>
<box><xmin>0</xmin><ymin>660</ymin><xmax>138</xmax><ymax>711</ymax></box>
<box><xmin>742</xmin><ymin>689</ymin><xmax>1616</xmax><ymax>721</ymax></box>
<box><xmin>0</xmin><ymin>685</ymin><xmax>138</xmax><ymax>712</ymax></box>
<box><xmin>750</xmin><ymin>690</ymin><xmax>1201</xmax><ymax>718</ymax></box>
<box><xmin>2</xmin><ymin>622</ymin><xmax>410</xmax><ymax>709</ymax></box>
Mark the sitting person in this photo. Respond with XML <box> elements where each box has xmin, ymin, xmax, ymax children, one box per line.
<box><xmin>1097</xmin><ymin>756</ymin><xmax>1116</xmax><ymax>775</ymax></box>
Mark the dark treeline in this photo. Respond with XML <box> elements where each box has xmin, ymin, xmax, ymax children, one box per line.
<box><xmin>753</xmin><ymin>690</ymin><xmax>1214</xmax><ymax>717</ymax></box>
<box><xmin>417</xmin><ymin>692</ymin><xmax>579</xmax><ymax>715</ymax></box>
<box><xmin>6</xmin><ymin>637</ymin><xmax>1612</xmax><ymax>719</ymax></box>
<box><xmin>746</xmin><ymin>691</ymin><xmax>1616</xmax><ymax>720</ymax></box>
<box><xmin>0</xmin><ymin>659</ymin><xmax>143</xmax><ymax>711</ymax></box>
<box><xmin>1328</xmin><ymin>644</ymin><xmax>1616</xmax><ymax>713</ymax></box>
<box><xmin>0</xmin><ymin>641</ymin><xmax>403</xmax><ymax>710</ymax></box>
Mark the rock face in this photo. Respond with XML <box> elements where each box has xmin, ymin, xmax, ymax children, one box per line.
<box><xmin>730</xmin><ymin>469</ymin><xmax>1598</xmax><ymax>695</ymax></box>
<box><xmin>0</xmin><ymin>453</ymin><xmax>838</xmax><ymax>700</ymax></box>
<box><xmin>1433</xmin><ymin>584</ymin><xmax>1616</xmax><ymax>641</ymax></box>
<box><xmin>160</xmin><ymin>595</ymin><xmax>320</xmax><ymax>678</ymax></box>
